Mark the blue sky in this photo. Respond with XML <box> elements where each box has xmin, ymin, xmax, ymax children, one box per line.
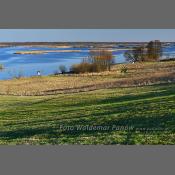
<box><xmin>0</xmin><ymin>29</ymin><xmax>175</xmax><ymax>42</ymax></box>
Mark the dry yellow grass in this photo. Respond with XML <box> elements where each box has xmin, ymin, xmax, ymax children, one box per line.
<box><xmin>14</xmin><ymin>50</ymin><xmax>81</xmax><ymax>54</ymax></box>
<box><xmin>0</xmin><ymin>61</ymin><xmax>175</xmax><ymax>96</ymax></box>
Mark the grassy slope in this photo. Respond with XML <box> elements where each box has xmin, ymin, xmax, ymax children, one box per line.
<box><xmin>0</xmin><ymin>61</ymin><xmax>175</xmax><ymax>96</ymax></box>
<box><xmin>0</xmin><ymin>83</ymin><xmax>174</xmax><ymax>145</ymax></box>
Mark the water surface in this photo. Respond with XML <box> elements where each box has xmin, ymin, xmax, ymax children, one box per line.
<box><xmin>0</xmin><ymin>46</ymin><xmax>125</xmax><ymax>80</ymax></box>
<box><xmin>0</xmin><ymin>44</ymin><xmax>174</xmax><ymax>80</ymax></box>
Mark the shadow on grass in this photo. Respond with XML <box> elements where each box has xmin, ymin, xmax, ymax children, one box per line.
<box><xmin>0</xmin><ymin>112</ymin><xmax>174</xmax><ymax>144</ymax></box>
<box><xmin>64</xmin><ymin>83</ymin><xmax>175</xmax><ymax>108</ymax></box>
<box><xmin>0</xmin><ymin>83</ymin><xmax>174</xmax><ymax>144</ymax></box>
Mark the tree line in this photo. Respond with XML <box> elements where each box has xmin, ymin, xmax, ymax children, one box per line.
<box><xmin>71</xmin><ymin>49</ymin><xmax>114</xmax><ymax>73</ymax></box>
<box><xmin>124</xmin><ymin>40</ymin><xmax>163</xmax><ymax>63</ymax></box>
<box><xmin>60</xmin><ymin>40</ymin><xmax>163</xmax><ymax>74</ymax></box>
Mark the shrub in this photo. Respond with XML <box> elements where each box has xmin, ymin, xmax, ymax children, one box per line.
<box><xmin>124</xmin><ymin>46</ymin><xmax>146</xmax><ymax>63</ymax></box>
<box><xmin>59</xmin><ymin>65</ymin><xmax>67</xmax><ymax>74</ymax></box>
<box><xmin>70</xmin><ymin>62</ymin><xmax>96</xmax><ymax>73</ymax></box>
<box><xmin>71</xmin><ymin>49</ymin><xmax>114</xmax><ymax>74</ymax></box>
<box><xmin>120</xmin><ymin>65</ymin><xmax>128</xmax><ymax>74</ymax></box>
<box><xmin>70</xmin><ymin>64</ymin><xmax>81</xmax><ymax>74</ymax></box>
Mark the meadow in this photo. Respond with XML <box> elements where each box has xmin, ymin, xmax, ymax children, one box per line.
<box><xmin>0</xmin><ymin>61</ymin><xmax>174</xmax><ymax>96</ymax></box>
<box><xmin>0</xmin><ymin>61</ymin><xmax>174</xmax><ymax>144</ymax></box>
<box><xmin>0</xmin><ymin>83</ymin><xmax>174</xmax><ymax>144</ymax></box>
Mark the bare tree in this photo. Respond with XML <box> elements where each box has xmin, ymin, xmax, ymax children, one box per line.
<box><xmin>124</xmin><ymin>40</ymin><xmax>163</xmax><ymax>62</ymax></box>
<box><xmin>146</xmin><ymin>40</ymin><xmax>162</xmax><ymax>61</ymax></box>
<box><xmin>88</xmin><ymin>49</ymin><xmax>114</xmax><ymax>71</ymax></box>
<box><xmin>124</xmin><ymin>46</ymin><xmax>145</xmax><ymax>63</ymax></box>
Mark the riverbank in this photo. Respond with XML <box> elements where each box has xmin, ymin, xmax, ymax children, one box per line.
<box><xmin>0</xmin><ymin>61</ymin><xmax>174</xmax><ymax>144</ymax></box>
<box><xmin>0</xmin><ymin>61</ymin><xmax>175</xmax><ymax>96</ymax></box>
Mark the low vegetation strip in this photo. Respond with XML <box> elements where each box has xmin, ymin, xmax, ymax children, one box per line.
<box><xmin>40</xmin><ymin>71</ymin><xmax>174</xmax><ymax>94</ymax></box>
<box><xmin>14</xmin><ymin>50</ymin><xmax>81</xmax><ymax>55</ymax></box>
<box><xmin>0</xmin><ymin>83</ymin><xmax>174</xmax><ymax>144</ymax></box>
<box><xmin>0</xmin><ymin>61</ymin><xmax>175</xmax><ymax>96</ymax></box>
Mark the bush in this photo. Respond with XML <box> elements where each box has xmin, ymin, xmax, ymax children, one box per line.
<box><xmin>59</xmin><ymin>65</ymin><xmax>67</xmax><ymax>74</ymax></box>
<box><xmin>70</xmin><ymin>49</ymin><xmax>114</xmax><ymax>74</ymax></box>
<box><xmin>70</xmin><ymin>62</ymin><xmax>96</xmax><ymax>73</ymax></box>
<box><xmin>120</xmin><ymin>65</ymin><xmax>128</xmax><ymax>74</ymax></box>
<box><xmin>71</xmin><ymin>62</ymin><xmax>112</xmax><ymax>74</ymax></box>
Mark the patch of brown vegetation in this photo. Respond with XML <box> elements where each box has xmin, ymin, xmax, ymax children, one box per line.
<box><xmin>14</xmin><ymin>50</ymin><xmax>81</xmax><ymax>55</ymax></box>
<box><xmin>0</xmin><ymin>61</ymin><xmax>175</xmax><ymax>96</ymax></box>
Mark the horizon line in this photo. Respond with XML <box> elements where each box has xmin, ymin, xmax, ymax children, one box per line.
<box><xmin>0</xmin><ymin>40</ymin><xmax>174</xmax><ymax>43</ymax></box>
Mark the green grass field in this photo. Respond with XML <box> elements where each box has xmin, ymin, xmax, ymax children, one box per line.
<box><xmin>0</xmin><ymin>83</ymin><xmax>174</xmax><ymax>145</ymax></box>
